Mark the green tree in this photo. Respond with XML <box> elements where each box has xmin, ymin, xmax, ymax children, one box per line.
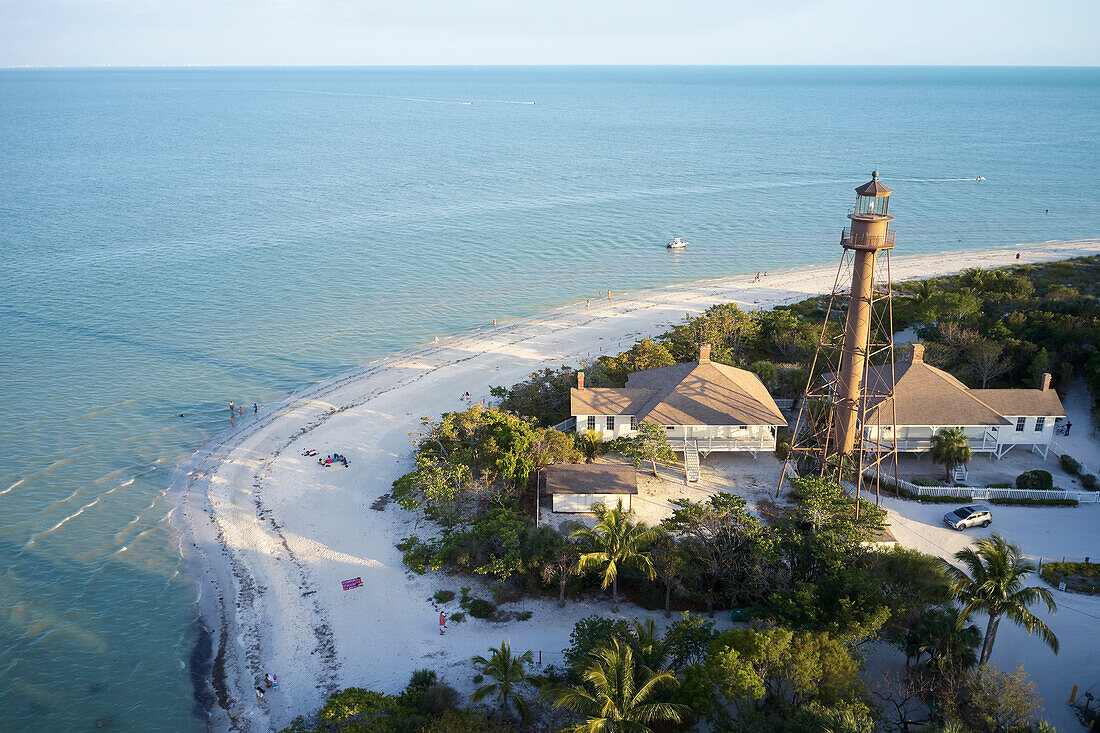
<box><xmin>943</xmin><ymin>534</ymin><xmax>1058</xmax><ymax>666</ymax></box>
<box><xmin>960</xmin><ymin>664</ymin><xmax>1043</xmax><ymax>733</ymax></box>
<box><xmin>650</xmin><ymin>534</ymin><xmax>686</xmax><ymax>618</ymax></box>
<box><xmin>905</xmin><ymin>605</ymin><xmax>981</xmax><ymax>675</ymax></box>
<box><xmin>663</xmin><ymin>492</ymin><xmax>766</xmax><ymax>616</ymax></box>
<box><xmin>491</xmin><ymin>366</ymin><xmax>577</xmax><ymax>427</ymax></box>
<box><xmin>594</xmin><ymin>338</ymin><xmax>676</xmax><ymax>387</ymax></box>
<box><xmin>551</xmin><ymin>639</ymin><xmax>689</xmax><ymax>733</ymax></box>
<box><xmin>470</xmin><ymin>641</ymin><xmax>535</xmax><ymax>723</ymax></box>
<box><xmin>660</xmin><ymin>302</ymin><xmax>759</xmax><ymax>364</ymax></box>
<box><xmin>915</xmin><ymin>291</ymin><xmax>983</xmax><ymax>326</ymax></box>
<box><xmin>705</xmin><ymin>627</ymin><xmax>865</xmax><ymax>713</ymax></box>
<box><xmin>930</xmin><ymin>428</ymin><xmax>972</xmax><ymax>483</ymax></box>
<box><xmin>572</xmin><ymin>499</ymin><xmax>663</xmax><ymax>613</ymax></box>
<box><xmin>614</xmin><ymin>421</ymin><xmax>676</xmax><ymax>476</ymax></box>
<box><xmin>529</xmin><ymin>426</ymin><xmax>584</xmax><ymax>468</ymax></box>
<box><xmin>542</xmin><ymin>536</ymin><xmax>580</xmax><ymax>608</ymax></box>
<box><xmin>749</xmin><ymin>360</ymin><xmax>779</xmax><ymax>391</ymax></box>
<box><xmin>1029</xmin><ymin>347</ymin><xmax>1052</xmax><ymax>387</ymax></box>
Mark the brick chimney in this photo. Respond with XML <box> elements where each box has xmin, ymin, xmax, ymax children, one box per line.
<box><xmin>577</xmin><ymin>371</ymin><xmax>585</xmax><ymax>390</ymax></box>
<box><xmin>910</xmin><ymin>343</ymin><xmax>924</xmax><ymax>363</ymax></box>
<box><xmin>699</xmin><ymin>343</ymin><xmax>712</xmax><ymax>363</ymax></box>
<box><xmin>1039</xmin><ymin>372</ymin><xmax>1052</xmax><ymax>391</ymax></box>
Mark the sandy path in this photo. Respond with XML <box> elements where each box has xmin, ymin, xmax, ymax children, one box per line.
<box><xmin>172</xmin><ymin>238</ymin><xmax>1100</xmax><ymax>731</ymax></box>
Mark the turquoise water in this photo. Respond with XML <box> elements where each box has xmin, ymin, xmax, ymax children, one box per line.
<box><xmin>1</xmin><ymin>66</ymin><xmax>1098</xmax><ymax>730</ymax></box>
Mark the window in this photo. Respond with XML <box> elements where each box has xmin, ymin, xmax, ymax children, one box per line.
<box><xmin>1015</xmin><ymin>417</ymin><xmax>1026</xmax><ymax>432</ymax></box>
<box><xmin>630</xmin><ymin>416</ymin><xmax>637</xmax><ymax>430</ymax></box>
<box><xmin>606</xmin><ymin>416</ymin><xmax>615</xmax><ymax>431</ymax></box>
<box><xmin>1034</xmin><ymin>416</ymin><xmax>1045</xmax><ymax>432</ymax></box>
<box><xmin>587</xmin><ymin>416</ymin><xmax>596</xmax><ymax>431</ymax></box>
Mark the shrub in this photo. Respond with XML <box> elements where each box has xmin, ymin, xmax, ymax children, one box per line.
<box><xmin>1082</xmin><ymin>474</ymin><xmax>1098</xmax><ymax>490</ymax></box>
<box><xmin>472</xmin><ymin>674</ymin><xmax>483</xmax><ymax>684</ymax></box>
<box><xmin>1060</xmin><ymin>454</ymin><xmax>1082</xmax><ymax>475</ymax></box>
<box><xmin>989</xmin><ymin>497</ymin><xmax>1077</xmax><ymax>507</ymax></box>
<box><xmin>419</xmin><ymin>683</ymin><xmax>459</xmax><ymax>715</ymax></box>
<box><xmin>516</xmin><ymin>610</ymin><xmax>533</xmax><ymax>621</ymax></box>
<box><xmin>774</xmin><ymin>426</ymin><xmax>791</xmax><ymax>460</ymax></box>
<box><xmin>1015</xmin><ymin>470</ymin><xmax>1054</xmax><ymax>491</ymax></box>
<box><xmin>466</xmin><ymin>598</ymin><xmax>495</xmax><ymax>619</ymax></box>
<box><xmin>450</xmin><ymin>612</ymin><xmax>466</xmax><ymax>623</ymax></box>
<box><xmin>407</xmin><ymin>669</ymin><xmax>437</xmax><ymax>694</ymax></box>
<box><xmin>913</xmin><ymin>477</ymin><xmax>945</xmax><ymax>487</ymax></box>
<box><xmin>1041</xmin><ymin>561</ymin><xmax>1100</xmax><ymax>594</ymax></box>
<box><xmin>986</xmin><ymin>482</ymin><xmax>1013</xmax><ymax>488</ymax></box>
<box><xmin>433</xmin><ymin>589</ymin><xmax>455</xmax><ymax>604</ymax></box>
<box><xmin>399</xmin><ymin>536</ymin><xmax>442</xmax><ymax>575</ymax></box>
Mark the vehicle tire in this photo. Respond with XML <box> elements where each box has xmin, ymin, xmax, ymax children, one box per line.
<box><xmin>957</xmin><ymin>524</ymin><xmax>966</xmax><ymax>531</ymax></box>
<box><xmin>981</xmin><ymin>520</ymin><xmax>990</xmax><ymax>528</ymax></box>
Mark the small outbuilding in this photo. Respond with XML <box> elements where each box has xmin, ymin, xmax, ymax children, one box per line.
<box><xmin>543</xmin><ymin>464</ymin><xmax>637</xmax><ymax>513</ymax></box>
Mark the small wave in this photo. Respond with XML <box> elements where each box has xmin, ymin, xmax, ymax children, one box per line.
<box><xmin>0</xmin><ymin>476</ymin><xmax>27</xmax><ymax>497</ymax></box>
<box><xmin>26</xmin><ymin>477</ymin><xmax>136</xmax><ymax>546</ymax></box>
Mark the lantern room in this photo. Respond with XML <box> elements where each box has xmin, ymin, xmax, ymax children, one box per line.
<box><xmin>852</xmin><ymin>170</ymin><xmax>892</xmax><ymax>219</ymax></box>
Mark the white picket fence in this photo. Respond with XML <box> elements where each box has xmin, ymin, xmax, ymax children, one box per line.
<box><xmin>866</xmin><ymin>470</ymin><xmax>1100</xmax><ymax>503</ymax></box>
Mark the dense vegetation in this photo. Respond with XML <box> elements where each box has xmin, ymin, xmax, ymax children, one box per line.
<box><xmin>492</xmin><ymin>256</ymin><xmax>1100</xmax><ymax>431</ymax></box>
<box><xmin>298</xmin><ymin>258</ymin><xmax>1089</xmax><ymax>732</ymax></box>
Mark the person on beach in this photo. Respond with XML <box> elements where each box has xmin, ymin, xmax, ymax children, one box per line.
<box><xmin>439</xmin><ymin>612</ymin><xmax>447</xmax><ymax>635</ymax></box>
<box><xmin>1016</xmin><ymin>252</ymin><xmax>1021</xmax><ymax>260</ymax></box>
<box><xmin>229</xmin><ymin>401</ymin><xmax>234</xmax><ymax>413</ymax></box>
<box><xmin>256</xmin><ymin>687</ymin><xmax>265</xmax><ymax>703</ymax></box>
<box><xmin>253</xmin><ymin>403</ymin><xmax>258</xmax><ymax>414</ymax></box>
<box><xmin>238</xmin><ymin>406</ymin><xmax>242</xmax><ymax>416</ymax></box>
<box><xmin>265</xmin><ymin>673</ymin><xmax>276</xmax><ymax>689</ymax></box>
<box><xmin>1065</xmin><ymin>421</ymin><xmax>1072</xmax><ymax>436</ymax></box>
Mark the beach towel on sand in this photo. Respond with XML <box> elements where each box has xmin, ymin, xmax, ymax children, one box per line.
<box><xmin>341</xmin><ymin>577</ymin><xmax>363</xmax><ymax>591</ymax></box>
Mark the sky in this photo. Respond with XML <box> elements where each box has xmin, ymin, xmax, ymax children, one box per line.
<box><xmin>1</xmin><ymin>0</ymin><xmax>1098</xmax><ymax>68</ymax></box>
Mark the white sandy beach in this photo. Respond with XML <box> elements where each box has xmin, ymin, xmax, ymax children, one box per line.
<box><xmin>173</xmin><ymin>238</ymin><xmax>1100</xmax><ymax>732</ymax></box>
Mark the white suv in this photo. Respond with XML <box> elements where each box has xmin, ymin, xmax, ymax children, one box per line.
<box><xmin>943</xmin><ymin>505</ymin><xmax>992</xmax><ymax>531</ymax></box>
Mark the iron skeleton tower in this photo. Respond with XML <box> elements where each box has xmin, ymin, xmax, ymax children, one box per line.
<box><xmin>781</xmin><ymin>171</ymin><xmax>899</xmax><ymax>507</ymax></box>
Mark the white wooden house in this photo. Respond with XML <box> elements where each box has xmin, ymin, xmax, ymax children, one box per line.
<box><xmin>570</xmin><ymin>344</ymin><xmax>786</xmax><ymax>455</ymax></box>
<box><xmin>861</xmin><ymin>344</ymin><xmax>1065</xmax><ymax>459</ymax></box>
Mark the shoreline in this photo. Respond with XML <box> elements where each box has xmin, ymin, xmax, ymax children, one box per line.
<box><xmin>170</xmin><ymin>238</ymin><xmax>1100</xmax><ymax>732</ymax></box>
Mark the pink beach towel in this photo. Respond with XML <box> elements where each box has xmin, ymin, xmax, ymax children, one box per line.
<box><xmin>341</xmin><ymin>577</ymin><xmax>363</xmax><ymax>591</ymax></box>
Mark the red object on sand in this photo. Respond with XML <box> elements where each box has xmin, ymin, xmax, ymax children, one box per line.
<box><xmin>341</xmin><ymin>577</ymin><xmax>363</xmax><ymax>591</ymax></box>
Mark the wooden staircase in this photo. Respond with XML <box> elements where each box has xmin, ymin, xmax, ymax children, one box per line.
<box><xmin>684</xmin><ymin>440</ymin><xmax>701</xmax><ymax>483</ymax></box>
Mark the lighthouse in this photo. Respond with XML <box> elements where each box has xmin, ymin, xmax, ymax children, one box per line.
<box><xmin>780</xmin><ymin>171</ymin><xmax>899</xmax><ymax>507</ymax></box>
<box><xmin>834</xmin><ymin>171</ymin><xmax>895</xmax><ymax>457</ymax></box>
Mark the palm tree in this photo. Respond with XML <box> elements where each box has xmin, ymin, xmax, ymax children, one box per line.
<box><xmin>572</xmin><ymin>499</ymin><xmax>663</xmax><ymax>613</ymax></box>
<box><xmin>930</xmin><ymin>428</ymin><xmax>972</xmax><ymax>483</ymax></box>
<box><xmin>905</xmin><ymin>605</ymin><xmax>981</xmax><ymax>674</ymax></box>
<box><xmin>577</xmin><ymin>429</ymin><xmax>604</xmax><ymax>463</ymax></box>
<box><xmin>627</xmin><ymin>618</ymin><xmax>672</xmax><ymax>674</ymax></box>
<box><xmin>470</xmin><ymin>642</ymin><xmax>535</xmax><ymax>723</ymax></box>
<box><xmin>911</xmin><ymin>279</ymin><xmax>937</xmax><ymax>304</ymax></box>
<box><xmin>959</xmin><ymin>267</ymin><xmax>988</xmax><ymax>291</ymax></box>
<box><xmin>942</xmin><ymin>534</ymin><xmax>1058</xmax><ymax>666</ymax></box>
<box><xmin>551</xmin><ymin>639</ymin><xmax>688</xmax><ymax>732</ymax></box>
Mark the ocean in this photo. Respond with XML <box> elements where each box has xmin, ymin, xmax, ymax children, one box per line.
<box><xmin>1</xmin><ymin>66</ymin><xmax>1098</xmax><ymax>731</ymax></box>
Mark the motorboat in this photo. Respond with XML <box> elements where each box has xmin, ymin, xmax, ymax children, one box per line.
<box><xmin>976</xmin><ymin>176</ymin><xmax>986</xmax><ymax>181</ymax></box>
<box><xmin>666</xmin><ymin>237</ymin><xmax>688</xmax><ymax>249</ymax></box>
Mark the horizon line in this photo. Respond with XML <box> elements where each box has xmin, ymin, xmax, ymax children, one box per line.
<box><xmin>3</xmin><ymin>62</ymin><xmax>1099</xmax><ymax>71</ymax></box>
